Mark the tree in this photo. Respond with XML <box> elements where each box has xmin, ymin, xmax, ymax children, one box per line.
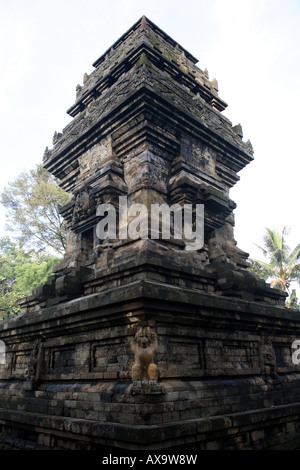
<box><xmin>0</xmin><ymin>236</ymin><xmax>61</xmax><ymax>319</ymax></box>
<box><xmin>286</xmin><ymin>289</ymin><xmax>300</xmax><ymax>309</ymax></box>
<box><xmin>0</xmin><ymin>164</ymin><xmax>69</xmax><ymax>256</ymax></box>
<box><xmin>249</xmin><ymin>226</ymin><xmax>300</xmax><ymax>305</ymax></box>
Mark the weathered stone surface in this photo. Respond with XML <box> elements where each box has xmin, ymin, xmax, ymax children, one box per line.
<box><xmin>16</xmin><ymin>14</ymin><xmax>286</xmax><ymax>312</ymax></box>
<box><xmin>38</xmin><ymin>17</ymin><xmax>260</xmax><ymax>297</ymax></box>
<box><xmin>0</xmin><ymin>16</ymin><xmax>299</xmax><ymax>451</ymax></box>
<box><xmin>1</xmin><ymin>279</ymin><xmax>300</xmax><ymax>449</ymax></box>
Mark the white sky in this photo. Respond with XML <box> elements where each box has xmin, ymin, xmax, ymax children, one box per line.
<box><xmin>0</xmin><ymin>0</ymin><xmax>299</xmax><ymax>291</ymax></box>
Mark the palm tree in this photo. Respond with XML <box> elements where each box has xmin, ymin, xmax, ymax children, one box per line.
<box><xmin>249</xmin><ymin>227</ymin><xmax>300</xmax><ymax>296</ymax></box>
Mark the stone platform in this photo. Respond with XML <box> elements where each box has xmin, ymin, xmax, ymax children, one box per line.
<box><xmin>1</xmin><ymin>277</ymin><xmax>300</xmax><ymax>450</ymax></box>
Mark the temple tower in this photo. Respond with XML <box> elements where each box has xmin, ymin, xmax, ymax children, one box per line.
<box><xmin>40</xmin><ymin>16</ymin><xmax>283</xmax><ymax>305</ymax></box>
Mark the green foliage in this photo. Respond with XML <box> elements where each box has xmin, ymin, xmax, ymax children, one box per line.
<box><xmin>249</xmin><ymin>226</ymin><xmax>300</xmax><ymax>308</ymax></box>
<box><xmin>0</xmin><ymin>236</ymin><xmax>61</xmax><ymax>319</ymax></box>
<box><xmin>0</xmin><ymin>164</ymin><xmax>69</xmax><ymax>256</ymax></box>
<box><xmin>286</xmin><ymin>289</ymin><xmax>300</xmax><ymax>309</ymax></box>
<box><xmin>248</xmin><ymin>259</ymin><xmax>271</xmax><ymax>281</ymax></box>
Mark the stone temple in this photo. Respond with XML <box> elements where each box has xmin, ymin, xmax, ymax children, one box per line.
<box><xmin>0</xmin><ymin>16</ymin><xmax>300</xmax><ymax>451</ymax></box>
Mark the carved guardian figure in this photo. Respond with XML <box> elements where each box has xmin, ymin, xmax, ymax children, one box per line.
<box><xmin>131</xmin><ymin>326</ymin><xmax>158</xmax><ymax>383</ymax></box>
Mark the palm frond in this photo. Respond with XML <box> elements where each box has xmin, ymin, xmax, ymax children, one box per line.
<box><xmin>250</xmin><ymin>258</ymin><xmax>273</xmax><ymax>272</ymax></box>
<box><xmin>253</xmin><ymin>243</ymin><xmax>268</xmax><ymax>257</ymax></box>
<box><xmin>263</xmin><ymin>227</ymin><xmax>290</xmax><ymax>266</ymax></box>
<box><xmin>287</xmin><ymin>243</ymin><xmax>300</xmax><ymax>265</ymax></box>
<box><xmin>287</xmin><ymin>262</ymin><xmax>300</xmax><ymax>281</ymax></box>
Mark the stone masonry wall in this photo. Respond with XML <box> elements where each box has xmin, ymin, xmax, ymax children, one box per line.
<box><xmin>1</xmin><ymin>280</ymin><xmax>300</xmax><ymax>450</ymax></box>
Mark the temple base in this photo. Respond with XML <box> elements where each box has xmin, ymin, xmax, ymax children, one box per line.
<box><xmin>1</xmin><ymin>280</ymin><xmax>300</xmax><ymax>450</ymax></box>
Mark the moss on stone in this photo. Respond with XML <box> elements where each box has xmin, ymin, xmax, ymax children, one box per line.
<box><xmin>136</xmin><ymin>52</ymin><xmax>152</xmax><ymax>68</ymax></box>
